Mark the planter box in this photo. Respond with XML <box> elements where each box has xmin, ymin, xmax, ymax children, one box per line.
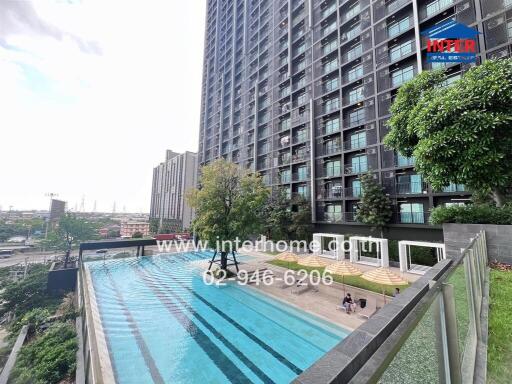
<box><xmin>443</xmin><ymin>223</ymin><xmax>512</xmax><ymax>264</ymax></box>
<box><xmin>47</xmin><ymin>262</ymin><xmax>78</xmax><ymax>295</ymax></box>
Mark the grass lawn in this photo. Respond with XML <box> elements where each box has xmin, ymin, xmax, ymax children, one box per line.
<box><xmin>488</xmin><ymin>268</ymin><xmax>512</xmax><ymax>384</ymax></box>
<box><xmin>268</xmin><ymin>259</ymin><xmax>409</xmax><ymax>296</ymax></box>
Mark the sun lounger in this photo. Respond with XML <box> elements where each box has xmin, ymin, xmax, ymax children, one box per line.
<box><xmin>291</xmin><ymin>282</ymin><xmax>312</xmax><ymax>295</ymax></box>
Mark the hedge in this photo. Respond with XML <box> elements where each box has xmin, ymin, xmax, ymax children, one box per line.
<box><xmin>430</xmin><ymin>204</ymin><xmax>512</xmax><ymax>225</ymax></box>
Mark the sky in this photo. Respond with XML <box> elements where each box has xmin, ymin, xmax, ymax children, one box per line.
<box><xmin>0</xmin><ymin>0</ymin><xmax>206</xmax><ymax>213</ymax></box>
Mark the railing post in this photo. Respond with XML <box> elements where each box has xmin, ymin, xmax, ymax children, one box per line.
<box><xmin>433</xmin><ymin>293</ymin><xmax>451</xmax><ymax>384</ymax></box>
<box><xmin>442</xmin><ymin>283</ymin><xmax>463</xmax><ymax>384</ymax></box>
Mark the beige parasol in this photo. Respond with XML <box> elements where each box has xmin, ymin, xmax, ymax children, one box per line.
<box><xmin>297</xmin><ymin>255</ymin><xmax>330</xmax><ymax>268</ymax></box>
<box><xmin>325</xmin><ymin>261</ymin><xmax>362</xmax><ymax>296</ymax></box>
<box><xmin>361</xmin><ymin>267</ymin><xmax>408</xmax><ymax>303</ymax></box>
<box><xmin>276</xmin><ymin>251</ymin><xmax>299</xmax><ymax>262</ymax></box>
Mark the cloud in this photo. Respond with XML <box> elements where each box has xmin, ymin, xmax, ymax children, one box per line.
<box><xmin>0</xmin><ymin>0</ymin><xmax>206</xmax><ymax>212</ymax></box>
<box><xmin>0</xmin><ymin>0</ymin><xmax>101</xmax><ymax>55</ymax></box>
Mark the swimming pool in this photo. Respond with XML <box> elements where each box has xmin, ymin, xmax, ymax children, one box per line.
<box><xmin>86</xmin><ymin>252</ymin><xmax>348</xmax><ymax>384</ymax></box>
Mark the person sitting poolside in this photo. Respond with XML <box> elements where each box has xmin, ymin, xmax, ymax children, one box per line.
<box><xmin>393</xmin><ymin>288</ymin><xmax>400</xmax><ymax>297</ymax></box>
<box><xmin>342</xmin><ymin>293</ymin><xmax>356</xmax><ymax>314</ymax></box>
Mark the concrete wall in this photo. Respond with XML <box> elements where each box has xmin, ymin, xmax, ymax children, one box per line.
<box><xmin>443</xmin><ymin>223</ymin><xmax>512</xmax><ymax>264</ymax></box>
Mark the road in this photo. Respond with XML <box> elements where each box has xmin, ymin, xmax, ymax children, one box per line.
<box><xmin>0</xmin><ymin>252</ymin><xmax>63</xmax><ymax>268</ymax></box>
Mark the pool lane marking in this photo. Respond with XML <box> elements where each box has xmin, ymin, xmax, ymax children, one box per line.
<box><xmin>134</xmin><ymin>267</ymin><xmax>275</xmax><ymax>384</ymax></box>
<box><xmin>103</xmin><ymin>268</ymin><xmax>165</xmax><ymax>384</ymax></box>
<box><xmin>158</xmin><ymin>254</ymin><xmax>337</xmax><ymax>352</ymax></box>
<box><xmin>147</xmin><ymin>258</ymin><xmax>304</xmax><ymax>375</ymax></box>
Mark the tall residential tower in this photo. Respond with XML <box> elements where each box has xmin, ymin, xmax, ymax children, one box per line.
<box><xmin>150</xmin><ymin>150</ymin><xmax>198</xmax><ymax>231</ymax></box>
<box><xmin>198</xmin><ymin>0</ymin><xmax>512</xmax><ymax>239</ymax></box>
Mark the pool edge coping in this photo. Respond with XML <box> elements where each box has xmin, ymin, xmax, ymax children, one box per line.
<box><xmin>85</xmin><ymin>267</ymin><xmax>117</xmax><ymax>384</ymax></box>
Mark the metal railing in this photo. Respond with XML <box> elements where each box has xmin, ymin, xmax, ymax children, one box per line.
<box><xmin>295</xmin><ymin>231</ymin><xmax>490</xmax><ymax>384</ymax></box>
<box><xmin>373</xmin><ymin>231</ymin><xmax>489</xmax><ymax>383</ymax></box>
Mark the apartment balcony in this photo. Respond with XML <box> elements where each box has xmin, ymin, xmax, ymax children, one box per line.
<box><xmin>292</xmin><ymin>171</ymin><xmax>310</xmax><ymax>182</ymax></box>
<box><xmin>342</xmin><ymin>82</ymin><xmax>374</xmax><ymax>106</ymax></box>
<box><xmin>291</xmin><ymin>107</ymin><xmax>310</xmax><ymax>126</ymax></box>
<box><xmin>344</xmin><ymin>186</ymin><xmax>362</xmax><ymax>198</ymax></box>
<box><xmin>344</xmin><ymin>152</ymin><xmax>378</xmax><ymax>174</ymax></box>
<box><xmin>386</xmin><ymin>182</ymin><xmax>428</xmax><ymax>195</ymax></box>
<box><xmin>277</xmin><ymin>154</ymin><xmax>292</xmax><ymax>166</ymax></box>
<box><xmin>316</xmin><ymin>210</ymin><xmax>344</xmax><ymax>224</ymax></box>
<box><xmin>395</xmin><ymin>211</ymin><xmax>429</xmax><ymax>225</ymax></box>
<box><xmin>292</xmin><ymin>191</ymin><xmax>310</xmax><ymax>200</ymax></box>
<box><xmin>343</xmin><ymin>104</ymin><xmax>376</xmax><ymax>129</ymax></box>
<box><xmin>377</xmin><ymin>63</ymin><xmax>417</xmax><ymax>92</ymax></box>
<box><xmin>418</xmin><ymin>0</ymin><xmax>455</xmax><ymax>22</ymax></box>
<box><xmin>342</xmin><ymin>61</ymin><xmax>374</xmax><ymax>84</ymax></box>
<box><xmin>374</xmin><ymin>13</ymin><xmax>414</xmax><ymax>46</ymax></box>
<box><xmin>291</xmin><ymin>150</ymin><xmax>310</xmax><ymax>163</ymax></box>
<box><xmin>319</xmin><ymin>143</ymin><xmax>342</xmax><ymax>156</ymax></box>
<box><xmin>343</xmin><ymin>128</ymin><xmax>378</xmax><ymax>150</ymax></box>
<box><xmin>340</xmin><ymin>34</ymin><xmax>372</xmax><ymax>65</ymax></box>
<box><xmin>317</xmin><ymin>188</ymin><xmax>344</xmax><ymax>200</ymax></box>
<box><xmin>313</xmin><ymin>1</ymin><xmax>337</xmax><ymax>22</ymax></box>
<box><xmin>317</xmin><ymin>99</ymin><xmax>341</xmax><ymax>116</ymax></box>
<box><xmin>375</xmin><ymin>40</ymin><xmax>416</xmax><ymax>68</ymax></box>
<box><xmin>292</xmin><ymin>132</ymin><xmax>309</xmax><ymax>145</ymax></box>
<box><xmin>317</xmin><ymin>167</ymin><xmax>343</xmax><ymax>179</ymax></box>
<box><xmin>373</xmin><ymin>0</ymin><xmax>411</xmax><ymax>23</ymax></box>
<box><xmin>340</xmin><ymin>0</ymin><xmax>370</xmax><ymax>25</ymax></box>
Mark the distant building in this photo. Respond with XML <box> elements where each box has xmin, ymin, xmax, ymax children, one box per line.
<box><xmin>49</xmin><ymin>199</ymin><xmax>66</xmax><ymax>223</ymax></box>
<box><xmin>150</xmin><ymin>150</ymin><xmax>197</xmax><ymax>231</ymax></box>
<box><xmin>120</xmin><ymin>221</ymin><xmax>150</xmax><ymax>238</ymax></box>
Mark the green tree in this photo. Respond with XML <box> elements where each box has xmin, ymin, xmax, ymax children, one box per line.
<box><xmin>187</xmin><ymin>159</ymin><xmax>269</xmax><ymax>270</ymax></box>
<box><xmin>355</xmin><ymin>173</ymin><xmax>392</xmax><ymax>237</ymax></box>
<box><xmin>131</xmin><ymin>231</ymin><xmax>143</xmax><ymax>239</ymax></box>
<box><xmin>43</xmin><ymin>213</ymin><xmax>99</xmax><ymax>268</ymax></box>
<box><xmin>261</xmin><ymin>188</ymin><xmax>292</xmax><ymax>240</ymax></box>
<box><xmin>385</xmin><ymin>59</ymin><xmax>512</xmax><ymax>206</ymax></box>
<box><xmin>289</xmin><ymin>197</ymin><xmax>313</xmax><ymax>242</ymax></box>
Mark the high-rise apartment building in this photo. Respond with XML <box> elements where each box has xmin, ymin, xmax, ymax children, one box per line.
<box><xmin>150</xmin><ymin>150</ymin><xmax>198</xmax><ymax>231</ymax></box>
<box><xmin>198</xmin><ymin>0</ymin><xmax>512</xmax><ymax>239</ymax></box>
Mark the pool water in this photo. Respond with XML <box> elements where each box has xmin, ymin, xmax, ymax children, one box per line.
<box><xmin>86</xmin><ymin>252</ymin><xmax>348</xmax><ymax>384</ymax></box>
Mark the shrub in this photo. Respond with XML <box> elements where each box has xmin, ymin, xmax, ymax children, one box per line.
<box><xmin>10</xmin><ymin>323</ymin><xmax>77</xmax><ymax>384</ymax></box>
<box><xmin>429</xmin><ymin>204</ymin><xmax>512</xmax><ymax>225</ymax></box>
<box><xmin>8</xmin><ymin>308</ymin><xmax>51</xmax><ymax>338</ymax></box>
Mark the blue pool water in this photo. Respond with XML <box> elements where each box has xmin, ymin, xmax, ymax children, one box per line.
<box><xmin>87</xmin><ymin>252</ymin><xmax>348</xmax><ymax>384</ymax></box>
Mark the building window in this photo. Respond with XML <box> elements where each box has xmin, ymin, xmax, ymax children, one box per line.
<box><xmin>297</xmin><ymin>165</ymin><xmax>308</xmax><ymax>180</ymax></box>
<box><xmin>324</xmin><ymin>138</ymin><xmax>340</xmax><ymax>154</ymax></box>
<box><xmin>324</xmin><ymin>77</ymin><xmax>339</xmax><ymax>92</ymax></box>
<box><xmin>295</xmin><ymin>128</ymin><xmax>308</xmax><ymax>142</ymax></box>
<box><xmin>347</xmin><ymin>44</ymin><xmax>363</xmax><ymax>61</ymax></box>
<box><xmin>351</xmin><ymin>154</ymin><xmax>368</xmax><ymax>173</ymax></box>
<box><xmin>350</xmin><ymin>131</ymin><xmax>367</xmax><ymax>149</ymax></box>
<box><xmin>397</xmin><ymin>174</ymin><xmax>423</xmax><ymax>194</ymax></box>
<box><xmin>326</xmin><ymin>204</ymin><xmax>342</xmax><ymax>222</ymax></box>
<box><xmin>397</xmin><ymin>153</ymin><xmax>415</xmax><ymax>166</ymax></box>
<box><xmin>280</xmin><ymin>118</ymin><xmax>291</xmax><ymax>131</ymax></box>
<box><xmin>323</xmin><ymin>58</ymin><xmax>339</xmax><ymax>74</ymax></box>
<box><xmin>442</xmin><ymin>183</ymin><xmax>466</xmax><ymax>192</ymax></box>
<box><xmin>400</xmin><ymin>203</ymin><xmax>425</xmax><ymax>223</ymax></box>
<box><xmin>325</xmin><ymin>117</ymin><xmax>340</xmax><ymax>134</ymax></box>
<box><xmin>322</xmin><ymin>39</ymin><xmax>338</xmax><ymax>55</ymax></box>
<box><xmin>297</xmin><ymin>184</ymin><xmax>308</xmax><ymax>198</ymax></box>
<box><xmin>325</xmin><ymin>159</ymin><xmax>341</xmax><ymax>177</ymax></box>
<box><xmin>348</xmin><ymin>107</ymin><xmax>366</xmax><ymax>125</ymax></box>
<box><xmin>346</xmin><ymin>3</ymin><xmax>361</xmax><ymax>19</ymax></box>
<box><xmin>390</xmin><ymin>40</ymin><xmax>413</xmax><ymax>62</ymax></box>
<box><xmin>507</xmin><ymin>20</ymin><xmax>512</xmax><ymax>39</ymax></box>
<box><xmin>391</xmin><ymin>65</ymin><xmax>414</xmax><ymax>87</ymax></box>
<box><xmin>324</xmin><ymin>97</ymin><xmax>340</xmax><ymax>113</ymax></box>
<box><xmin>347</xmin><ymin>64</ymin><xmax>363</xmax><ymax>82</ymax></box>
<box><xmin>280</xmin><ymin>169</ymin><xmax>291</xmax><ymax>183</ymax></box>
<box><xmin>352</xmin><ymin>179</ymin><xmax>362</xmax><ymax>197</ymax></box>
<box><xmin>388</xmin><ymin>16</ymin><xmax>410</xmax><ymax>38</ymax></box>
<box><xmin>348</xmin><ymin>86</ymin><xmax>364</xmax><ymax>104</ymax></box>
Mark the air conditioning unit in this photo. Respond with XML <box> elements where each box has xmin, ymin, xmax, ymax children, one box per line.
<box><xmin>488</xmin><ymin>17</ymin><xmax>504</xmax><ymax>29</ymax></box>
<box><xmin>385</xmin><ymin>171</ymin><xmax>394</xmax><ymax>178</ymax></box>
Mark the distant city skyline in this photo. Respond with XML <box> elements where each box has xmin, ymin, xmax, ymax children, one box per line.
<box><xmin>0</xmin><ymin>1</ymin><xmax>205</xmax><ymax>212</ymax></box>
